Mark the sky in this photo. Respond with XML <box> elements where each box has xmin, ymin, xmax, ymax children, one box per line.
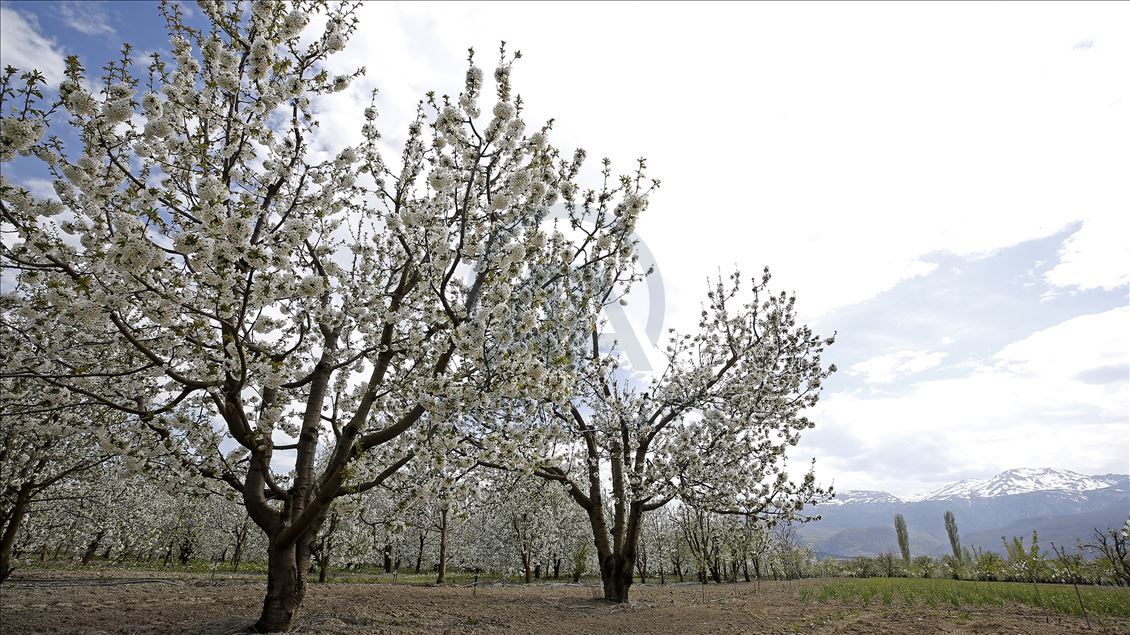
<box><xmin>2</xmin><ymin>1</ymin><xmax>1127</xmax><ymax>498</ymax></box>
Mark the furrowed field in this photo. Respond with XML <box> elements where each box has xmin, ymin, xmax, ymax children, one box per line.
<box><xmin>4</xmin><ymin>570</ymin><xmax>1130</xmax><ymax>634</ymax></box>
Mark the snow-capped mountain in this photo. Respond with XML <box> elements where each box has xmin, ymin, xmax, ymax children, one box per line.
<box><xmin>823</xmin><ymin>490</ymin><xmax>904</xmax><ymax>506</ymax></box>
<box><xmin>804</xmin><ymin>468</ymin><xmax>1129</xmax><ymax>558</ymax></box>
<box><xmin>914</xmin><ymin>468</ymin><xmax>1119</xmax><ymax>501</ymax></box>
<box><xmin>830</xmin><ymin>468</ymin><xmax>1123</xmax><ymax>504</ymax></box>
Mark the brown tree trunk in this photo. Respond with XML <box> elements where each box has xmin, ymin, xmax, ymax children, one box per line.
<box><xmin>318</xmin><ymin>550</ymin><xmax>330</xmax><ymax>584</ymax></box>
<box><xmin>82</xmin><ymin>529</ymin><xmax>106</xmax><ymax>566</ymax></box>
<box><xmin>0</xmin><ymin>495</ymin><xmax>31</xmax><ymax>584</ymax></box>
<box><xmin>436</xmin><ymin>508</ymin><xmax>448</xmax><ymax>584</ymax></box>
<box><xmin>600</xmin><ymin>553</ymin><xmax>634</xmax><ymax>602</ymax></box>
<box><xmin>177</xmin><ymin>537</ymin><xmax>192</xmax><ymax>565</ymax></box>
<box><xmin>253</xmin><ymin>538</ymin><xmax>309</xmax><ymax>633</ymax></box>
<box><xmin>232</xmin><ymin>540</ymin><xmax>244</xmax><ymax>572</ymax></box>
<box><xmin>415</xmin><ymin>534</ymin><xmax>425</xmax><ymax>574</ymax></box>
<box><xmin>232</xmin><ymin>521</ymin><xmax>248</xmax><ymax>572</ymax></box>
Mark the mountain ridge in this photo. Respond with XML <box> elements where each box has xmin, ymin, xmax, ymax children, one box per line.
<box><xmin>804</xmin><ymin>467</ymin><xmax>1129</xmax><ymax>558</ymax></box>
<box><xmin>828</xmin><ymin>467</ymin><xmax>1126</xmax><ymax>505</ymax></box>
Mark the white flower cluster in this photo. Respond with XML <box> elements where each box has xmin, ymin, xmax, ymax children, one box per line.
<box><xmin>249</xmin><ymin>38</ymin><xmax>274</xmax><ymax>82</ymax></box>
<box><xmin>0</xmin><ymin>117</ymin><xmax>43</xmax><ymax>159</ymax></box>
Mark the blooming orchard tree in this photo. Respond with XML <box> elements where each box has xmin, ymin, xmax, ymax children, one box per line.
<box><xmin>310</xmin><ymin>495</ymin><xmax>377</xmax><ymax>582</ymax></box>
<box><xmin>328</xmin><ymin>425</ymin><xmax>480</xmax><ymax>583</ymax></box>
<box><xmin>1086</xmin><ymin>519</ymin><xmax>1130</xmax><ymax>586</ymax></box>
<box><xmin>0</xmin><ymin>301</ymin><xmax>152</xmax><ymax>583</ymax></box>
<box><xmin>0</xmin><ymin>0</ymin><xmax>648</xmax><ymax>630</ymax></box>
<box><xmin>447</xmin><ymin>475</ymin><xmax>524</xmax><ymax>580</ymax></box>
<box><xmin>0</xmin><ymin>388</ymin><xmax>115</xmax><ymax>581</ymax></box>
<box><xmin>391</xmin><ymin>418</ymin><xmax>480</xmax><ymax>583</ymax></box>
<box><xmin>10</xmin><ymin>459</ymin><xmax>263</xmax><ymax>571</ymax></box>
<box><xmin>501</xmin><ymin>270</ymin><xmax>834</xmax><ymax>602</ymax></box>
<box><xmin>0</xmin><ymin>404</ymin><xmax>111</xmax><ymax>582</ymax></box>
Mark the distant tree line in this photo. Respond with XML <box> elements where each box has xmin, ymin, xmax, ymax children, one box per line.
<box><xmin>835</xmin><ymin>511</ymin><xmax>1130</xmax><ymax>586</ymax></box>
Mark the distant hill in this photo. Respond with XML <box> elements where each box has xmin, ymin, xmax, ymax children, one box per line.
<box><xmin>801</xmin><ymin>468</ymin><xmax>1129</xmax><ymax>558</ymax></box>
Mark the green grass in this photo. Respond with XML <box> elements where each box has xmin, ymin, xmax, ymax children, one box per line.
<box><xmin>328</xmin><ymin>571</ymin><xmax>504</xmax><ymax>586</ymax></box>
<box><xmin>16</xmin><ymin>558</ymin><xmax>269</xmax><ymax>576</ymax></box>
<box><xmin>800</xmin><ymin>577</ymin><xmax>1130</xmax><ymax>618</ymax></box>
<box><xmin>16</xmin><ymin>559</ymin><xmax>599</xmax><ymax>587</ymax></box>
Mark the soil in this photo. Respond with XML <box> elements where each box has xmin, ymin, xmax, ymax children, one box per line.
<box><xmin>1</xmin><ymin>570</ymin><xmax>1125</xmax><ymax>634</ymax></box>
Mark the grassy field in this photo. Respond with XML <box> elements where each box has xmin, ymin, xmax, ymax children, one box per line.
<box><xmin>800</xmin><ymin>576</ymin><xmax>1130</xmax><ymax>619</ymax></box>
<box><xmin>14</xmin><ymin>558</ymin><xmax>585</xmax><ymax>586</ymax></box>
<box><xmin>7</xmin><ymin>569</ymin><xmax>1130</xmax><ymax>633</ymax></box>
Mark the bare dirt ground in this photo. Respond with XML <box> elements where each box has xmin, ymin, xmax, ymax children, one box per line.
<box><xmin>1</xmin><ymin>569</ymin><xmax>1124</xmax><ymax>634</ymax></box>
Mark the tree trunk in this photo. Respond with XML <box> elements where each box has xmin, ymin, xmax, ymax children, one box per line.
<box><xmin>178</xmin><ymin>537</ymin><xmax>193</xmax><ymax>565</ymax></box>
<box><xmin>0</xmin><ymin>495</ymin><xmax>30</xmax><ymax>584</ymax></box>
<box><xmin>522</xmin><ymin>552</ymin><xmax>532</xmax><ymax>583</ymax></box>
<box><xmin>233</xmin><ymin>540</ymin><xmax>244</xmax><ymax>572</ymax></box>
<box><xmin>232</xmin><ymin>522</ymin><xmax>248</xmax><ymax>572</ymax></box>
<box><xmin>253</xmin><ymin>538</ymin><xmax>309</xmax><ymax>633</ymax></box>
<box><xmin>436</xmin><ymin>508</ymin><xmax>448</xmax><ymax>584</ymax></box>
<box><xmin>318</xmin><ymin>550</ymin><xmax>330</xmax><ymax>584</ymax></box>
<box><xmin>383</xmin><ymin>544</ymin><xmax>393</xmax><ymax>573</ymax></box>
<box><xmin>600</xmin><ymin>553</ymin><xmax>634</xmax><ymax>602</ymax></box>
<box><xmin>415</xmin><ymin>534</ymin><xmax>425</xmax><ymax>574</ymax></box>
<box><xmin>553</xmin><ymin>557</ymin><xmax>561</xmax><ymax>579</ymax></box>
<box><xmin>82</xmin><ymin>530</ymin><xmax>106</xmax><ymax>566</ymax></box>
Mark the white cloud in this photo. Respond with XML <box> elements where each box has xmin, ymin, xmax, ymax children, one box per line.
<box><xmin>58</xmin><ymin>2</ymin><xmax>115</xmax><ymax>36</ymax></box>
<box><xmin>799</xmin><ymin>307</ymin><xmax>1130</xmax><ymax>496</ymax></box>
<box><xmin>313</xmin><ymin>5</ymin><xmax>1130</xmax><ymax>495</ymax></box>
<box><xmin>1045</xmin><ymin>217</ymin><xmax>1130</xmax><ymax>290</ymax></box>
<box><xmin>850</xmin><ymin>349</ymin><xmax>947</xmax><ymax>384</ymax></box>
<box><xmin>325</xmin><ymin>1</ymin><xmax>1128</xmax><ymax>331</ymax></box>
<box><xmin>0</xmin><ymin>7</ymin><xmax>66</xmax><ymax>86</ymax></box>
